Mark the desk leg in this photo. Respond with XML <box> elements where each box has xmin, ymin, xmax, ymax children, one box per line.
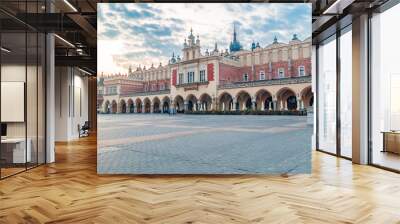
<box><xmin>382</xmin><ymin>133</ymin><xmax>386</xmax><ymax>153</ymax></box>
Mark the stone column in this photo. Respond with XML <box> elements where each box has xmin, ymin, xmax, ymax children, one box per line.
<box><xmin>212</xmin><ymin>97</ymin><xmax>217</xmax><ymax>111</ymax></box>
<box><xmin>117</xmin><ymin>102</ymin><xmax>122</xmax><ymax>113</ymax></box>
<box><xmin>252</xmin><ymin>100</ymin><xmax>256</xmax><ymax>111</ymax></box>
<box><xmin>134</xmin><ymin>105</ymin><xmax>137</xmax><ymax>113</ymax></box>
<box><xmin>233</xmin><ymin>98</ymin><xmax>237</xmax><ymax>111</ymax></box>
<box><xmin>269</xmin><ymin>101</ymin><xmax>273</xmax><ymax>111</ymax></box>
<box><xmin>261</xmin><ymin>101</ymin><xmax>264</xmax><ymax>111</ymax></box>
<box><xmin>142</xmin><ymin>102</ymin><xmax>145</xmax><ymax>113</ymax></box>
<box><xmin>184</xmin><ymin>101</ymin><xmax>188</xmax><ymax>111</ymax></box>
<box><xmin>273</xmin><ymin>100</ymin><xmax>277</xmax><ymax>111</ymax></box>
<box><xmin>102</xmin><ymin>103</ymin><xmax>107</xmax><ymax>113</ymax></box>
<box><xmin>150</xmin><ymin>103</ymin><xmax>154</xmax><ymax>113</ymax></box>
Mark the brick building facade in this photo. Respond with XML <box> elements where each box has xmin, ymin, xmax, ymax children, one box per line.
<box><xmin>98</xmin><ymin>27</ymin><xmax>312</xmax><ymax>114</ymax></box>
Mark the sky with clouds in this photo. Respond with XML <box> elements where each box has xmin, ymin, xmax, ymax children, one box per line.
<box><xmin>98</xmin><ymin>3</ymin><xmax>311</xmax><ymax>74</ymax></box>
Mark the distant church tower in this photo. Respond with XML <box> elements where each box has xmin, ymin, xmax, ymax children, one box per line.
<box><xmin>229</xmin><ymin>23</ymin><xmax>243</xmax><ymax>53</ymax></box>
<box><xmin>182</xmin><ymin>28</ymin><xmax>201</xmax><ymax>61</ymax></box>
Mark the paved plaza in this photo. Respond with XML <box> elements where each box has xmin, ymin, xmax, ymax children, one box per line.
<box><xmin>98</xmin><ymin>114</ymin><xmax>312</xmax><ymax>174</ymax></box>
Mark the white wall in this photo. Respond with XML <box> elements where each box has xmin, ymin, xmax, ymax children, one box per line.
<box><xmin>55</xmin><ymin>67</ymin><xmax>89</xmax><ymax>141</ymax></box>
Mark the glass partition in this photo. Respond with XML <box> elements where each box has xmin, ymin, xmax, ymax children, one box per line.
<box><xmin>0</xmin><ymin>2</ymin><xmax>46</xmax><ymax>179</ymax></box>
<box><xmin>1</xmin><ymin>30</ymin><xmax>28</xmax><ymax>177</ymax></box>
<box><xmin>339</xmin><ymin>26</ymin><xmax>352</xmax><ymax>158</ymax></box>
<box><xmin>371</xmin><ymin>3</ymin><xmax>400</xmax><ymax>171</ymax></box>
<box><xmin>317</xmin><ymin>35</ymin><xmax>337</xmax><ymax>154</ymax></box>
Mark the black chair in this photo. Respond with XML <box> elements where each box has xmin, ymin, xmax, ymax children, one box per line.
<box><xmin>78</xmin><ymin>121</ymin><xmax>90</xmax><ymax>138</ymax></box>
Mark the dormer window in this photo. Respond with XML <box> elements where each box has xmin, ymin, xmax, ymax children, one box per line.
<box><xmin>243</xmin><ymin>73</ymin><xmax>248</xmax><ymax>81</ymax></box>
<box><xmin>259</xmin><ymin>71</ymin><xmax>265</xmax><ymax>80</ymax></box>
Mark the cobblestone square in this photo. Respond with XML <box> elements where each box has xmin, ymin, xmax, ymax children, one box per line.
<box><xmin>98</xmin><ymin>114</ymin><xmax>312</xmax><ymax>174</ymax></box>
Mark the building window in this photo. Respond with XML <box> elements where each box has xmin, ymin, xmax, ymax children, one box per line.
<box><xmin>278</xmin><ymin>68</ymin><xmax>285</xmax><ymax>78</ymax></box>
<box><xmin>298</xmin><ymin>66</ymin><xmax>305</xmax><ymax>76</ymax></box>
<box><xmin>187</xmin><ymin>71</ymin><xmax>195</xmax><ymax>83</ymax></box>
<box><xmin>259</xmin><ymin>71</ymin><xmax>265</xmax><ymax>80</ymax></box>
<box><xmin>200</xmin><ymin>70</ymin><xmax>206</xmax><ymax>82</ymax></box>
<box><xmin>107</xmin><ymin>86</ymin><xmax>117</xmax><ymax>94</ymax></box>
<box><xmin>160</xmin><ymin>83</ymin><xmax>165</xmax><ymax>90</ymax></box>
<box><xmin>243</xmin><ymin>73</ymin><xmax>248</xmax><ymax>81</ymax></box>
<box><xmin>178</xmin><ymin>73</ymin><xmax>184</xmax><ymax>84</ymax></box>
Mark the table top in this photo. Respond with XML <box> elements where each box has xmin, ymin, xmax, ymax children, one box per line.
<box><xmin>1</xmin><ymin>138</ymin><xmax>29</xmax><ymax>143</ymax></box>
<box><xmin>381</xmin><ymin>131</ymin><xmax>400</xmax><ymax>134</ymax></box>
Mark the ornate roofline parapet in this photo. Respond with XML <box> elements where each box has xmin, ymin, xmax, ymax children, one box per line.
<box><xmin>217</xmin><ymin>76</ymin><xmax>311</xmax><ymax>90</ymax></box>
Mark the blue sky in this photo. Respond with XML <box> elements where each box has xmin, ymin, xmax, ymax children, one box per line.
<box><xmin>98</xmin><ymin>3</ymin><xmax>311</xmax><ymax>74</ymax></box>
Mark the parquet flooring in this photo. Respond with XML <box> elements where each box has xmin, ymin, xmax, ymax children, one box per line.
<box><xmin>1</xmin><ymin>135</ymin><xmax>400</xmax><ymax>223</ymax></box>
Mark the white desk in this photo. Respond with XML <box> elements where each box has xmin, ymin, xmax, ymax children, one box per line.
<box><xmin>1</xmin><ymin>138</ymin><xmax>31</xmax><ymax>163</ymax></box>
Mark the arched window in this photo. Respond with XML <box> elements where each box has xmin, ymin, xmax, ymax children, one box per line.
<box><xmin>243</xmin><ymin>73</ymin><xmax>248</xmax><ymax>81</ymax></box>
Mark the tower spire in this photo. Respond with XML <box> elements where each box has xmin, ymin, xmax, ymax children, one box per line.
<box><xmin>229</xmin><ymin>22</ymin><xmax>242</xmax><ymax>52</ymax></box>
<box><xmin>273</xmin><ymin>36</ymin><xmax>278</xmax><ymax>44</ymax></box>
<box><xmin>233</xmin><ymin>23</ymin><xmax>237</xmax><ymax>42</ymax></box>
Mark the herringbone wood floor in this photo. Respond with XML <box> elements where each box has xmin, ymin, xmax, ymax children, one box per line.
<box><xmin>1</xmin><ymin>135</ymin><xmax>400</xmax><ymax>224</ymax></box>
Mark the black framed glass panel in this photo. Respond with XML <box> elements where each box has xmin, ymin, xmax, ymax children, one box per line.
<box><xmin>339</xmin><ymin>25</ymin><xmax>352</xmax><ymax>158</ymax></box>
<box><xmin>0</xmin><ymin>0</ymin><xmax>46</xmax><ymax>179</ymax></box>
<box><xmin>0</xmin><ymin>29</ymin><xmax>28</xmax><ymax>178</ymax></box>
<box><xmin>317</xmin><ymin>34</ymin><xmax>337</xmax><ymax>155</ymax></box>
<box><xmin>370</xmin><ymin>3</ymin><xmax>400</xmax><ymax>171</ymax></box>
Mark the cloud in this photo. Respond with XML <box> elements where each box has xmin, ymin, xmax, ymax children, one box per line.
<box><xmin>98</xmin><ymin>3</ymin><xmax>311</xmax><ymax>74</ymax></box>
